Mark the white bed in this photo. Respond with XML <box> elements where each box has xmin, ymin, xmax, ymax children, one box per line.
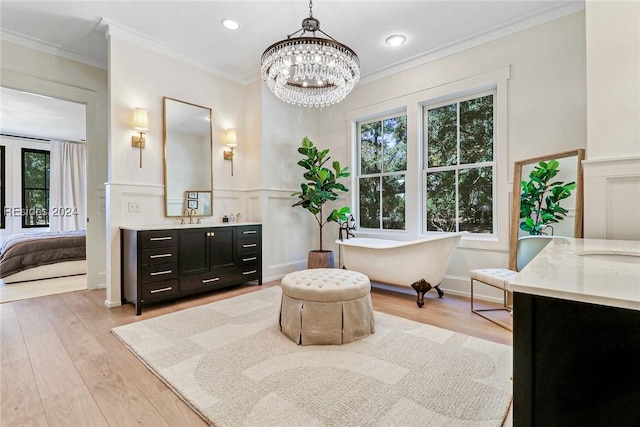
<box><xmin>0</xmin><ymin>230</ymin><xmax>87</xmax><ymax>284</ymax></box>
<box><xmin>2</xmin><ymin>259</ymin><xmax>86</xmax><ymax>284</ymax></box>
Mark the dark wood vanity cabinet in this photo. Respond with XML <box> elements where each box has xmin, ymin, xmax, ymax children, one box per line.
<box><xmin>513</xmin><ymin>292</ymin><xmax>640</xmax><ymax>426</ymax></box>
<box><xmin>121</xmin><ymin>224</ymin><xmax>262</xmax><ymax>315</ymax></box>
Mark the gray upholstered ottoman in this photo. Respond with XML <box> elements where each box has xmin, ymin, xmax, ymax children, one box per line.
<box><xmin>279</xmin><ymin>268</ymin><xmax>375</xmax><ymax>345</ymax></box>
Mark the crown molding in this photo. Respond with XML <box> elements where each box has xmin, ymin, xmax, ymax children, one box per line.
<box><xmin>1</xmin><ymin>2</ymin><xmax>585</xmax><ymax>88</ymax></box>
<box><xmin>100</xmin><ymin>18</ymin><xmax>253</xmax><ymax>85</ymax></box>
<box><xmin>0</xmin><ymin>29</ymin><xmax>107</xmax><ymax>70</ymax></box>
<box><xmin>358</xmin><ymin>1</ymin><xmax>585</xmax><ymax>85</ymax></box>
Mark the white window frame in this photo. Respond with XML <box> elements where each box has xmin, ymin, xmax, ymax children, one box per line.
<box><xmin>422</xmin><ymin>89</ymin><xmax>497</xmax><ymax>236</ymax></box>
<box><xmin>346</xmin><ymin>66</ymin><xmax>510</xmax><ymax>250</ymax></box>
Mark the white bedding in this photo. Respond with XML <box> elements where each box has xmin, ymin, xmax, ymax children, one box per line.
<box><xmin>2</xmin><ymin>259</ymin><xmax>86</xmax><ymax>284</ymax></box>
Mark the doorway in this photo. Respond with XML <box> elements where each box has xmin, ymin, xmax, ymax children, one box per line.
<box><xmin>0</xmin><ymin>87</ymin><xmax>89</xmax><ymax>301</ymax></box>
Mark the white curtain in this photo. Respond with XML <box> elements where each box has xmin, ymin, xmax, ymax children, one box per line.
<box><xmin>49</xmin><ymin>141</ymin><xmax>87</xmax><ymax>231</ymax></box>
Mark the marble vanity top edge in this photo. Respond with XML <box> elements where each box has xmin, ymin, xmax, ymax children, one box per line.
<box><xmin>120</xmin><ymin>222</ymin><xmax>261</xmax><ymax>231</ymax></box>
<box><xmin>510</xmin><ymin>237</ymin><xmax>640</xmax><ymax>311</ymax></box>
<box><xmin>509</xmin><ymin>283</ymin><xmax>640</xmax><ymax>311</ymax></box>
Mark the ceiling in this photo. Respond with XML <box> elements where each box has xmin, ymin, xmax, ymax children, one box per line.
<box><xmin>0</xmin><ymin>87</ymin><xmax>87</xmax><ymax>142</ymax></box>
<box><xmin>0</xmin><ymin>1</ymin><xmax>584</xmax><ymax>141</ymax></box>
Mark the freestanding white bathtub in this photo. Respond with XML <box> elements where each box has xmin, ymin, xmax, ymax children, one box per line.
<box><xmin>335</xmin><ymin>233</ymin><xmax>464</xmax><ymax>308</ymax></box>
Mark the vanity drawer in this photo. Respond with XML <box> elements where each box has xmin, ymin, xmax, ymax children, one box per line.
<box><xmin>236</xmin><ymin>238</ymin><xmax>260</xmax><ymax>255</ymax></box>
<box><xmin>139</xmin><ymin>230</ymin><xmax>178</xmax><ymax>249</ymax></box>
<box><xmin>141</xmin><ymin>247</ymin><xmax>178</xmax><ymax>266</ymax></box>
<box><xmin>237</xmin><ymin>253</ymin><xmax>259</xmax><ymax>266</ymax></box>
<box><xmin>141</xmin><ymin>280</ymin><xmax>179</xmax><ymax>302</ymax></box>
<box><xmin>236</xmin><ymin>226</ymin><xmax>261</xmax><ymax>240</ymax></box>
<box><xmin>140</xmin><ymin>263</ymin><xmax>178</xmax><ymax>284</ymax></box>
<box><xmin>180</xmin><ymin>272</ymin><xmax>234</xmax><ymax>293</ymax></box>
<box><xmin>236</xmin><ymin>267</ymin><xmax>260</xmax><ymax>282</ymax></box>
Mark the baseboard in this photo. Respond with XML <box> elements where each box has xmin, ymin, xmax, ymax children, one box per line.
<box><xmin>104</xmin><ymin>299</ymin><xmax>122</xmax><ymax>308</ymax></box>
<box><xmin>440</xmin><ymin>274</ymin><xmax>506</xmax><ymax>304</ymax></box>
<box><xmin>264</xmin><ymin>270</ymin><xmax>508</xmax><ymax>305</ymax></box>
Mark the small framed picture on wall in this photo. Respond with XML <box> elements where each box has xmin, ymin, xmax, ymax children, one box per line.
<box><xmin>187</xmin><ymin>191</ymin><xmax>198</xmax><ymax>199</ymax></box>
<box><xmin>188</xmin><ymin>200</ymin><xmax>198</xmax><ymax>209</ymax></box>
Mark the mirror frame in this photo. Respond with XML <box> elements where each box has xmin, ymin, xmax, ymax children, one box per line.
<box><xmin>509</xmin><ymin>148</ymin><xmax>586</xmax><ymax>270</ymax></box>
<box><xmin>162</xmin><ymin>97</ymin><xmax>214</xmax><ymax>218</ymax></box>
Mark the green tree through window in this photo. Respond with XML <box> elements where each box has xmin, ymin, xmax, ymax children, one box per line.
<box><xmin>424</xmin><ymin>93</ymin><xmax>495</xmax><ymax>233</ymax></box>
<box><xmin>22</xmin><ymin>148</ymin><xmax>50</xmax><ymax>227</ymax></box>
<box><xmin>358</xmin><ymin>113</ymin><xmax>407</xmax><ymax>230</ymax></box>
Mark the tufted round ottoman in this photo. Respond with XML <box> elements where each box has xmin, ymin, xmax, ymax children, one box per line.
<box><xmin>279</xmin><ymin>268</ymin><xmax>375</xmax><ymax>345</ymax></box>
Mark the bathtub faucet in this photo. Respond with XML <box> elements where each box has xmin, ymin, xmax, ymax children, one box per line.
<box><xmin>338</xmin><ymin>214</ymin><xmax>357</xmax><ymax>240</ymax></box>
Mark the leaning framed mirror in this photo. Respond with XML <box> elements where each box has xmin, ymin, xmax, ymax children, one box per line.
<box><xmin>509</xmin><ymin>149</ymin><xmax>586</xmax><ymax>270</ymax></box>
<box><xmin>163</xmin><ymin>97</ymin><xmax>213</xmax><ymax>217</ymax></box>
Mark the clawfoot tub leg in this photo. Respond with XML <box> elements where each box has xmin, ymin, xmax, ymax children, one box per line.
<box><xmin>411</xmin><ymin>279</ymin><xmax>433</xmax><ymax>308</ymax></box>
<box><xmin>435</xmin><ymin>285</ymin><xmax>444</xmax><ymax>298</ymax></box>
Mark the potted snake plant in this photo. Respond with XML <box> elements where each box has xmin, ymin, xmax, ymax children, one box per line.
<box><xmin>292</xmin><ymin>137</ymin><xmax>350</xmax><ymax>268</ymax></box>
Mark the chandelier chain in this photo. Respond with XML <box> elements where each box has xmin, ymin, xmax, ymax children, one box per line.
<box><xmin>309</xmin><ymin>0</ymin><xmax>313</xmax><ymax>18</ymax></box>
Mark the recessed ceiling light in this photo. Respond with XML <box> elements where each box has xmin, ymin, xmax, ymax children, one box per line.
<box><xmin>385</xmin><ymin>34</ymin><xmax>406</xmax><ymax>47</ymax></box>
<box><xmin>221</xmin><ymin>19</ymin><xmax>239</xmax><ymax>30</ymax></box>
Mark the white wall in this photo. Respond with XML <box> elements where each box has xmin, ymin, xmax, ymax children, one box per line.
<box><xmin>585</xmin><ymin>1</ymin><xmax>640</xmax><ymax>160</ymax></box>
<box><xmin>6</xmin><ymin>4</ymin><xmax>636</xmax><ymax>310</ymax></box>
<box><xmin>583</xmin><ymin>1</ymin><xmax>640</xmax><ymax>240</ymax></box>
<box><xmin>104</xmin><ymin>31</ymin><xmax>251</xmax><ymax>306</ymax></box>
<box><xmin>318</xmin><ymin>12</ymin><xmax>587</xmax><ymax>300</ymax></box>
<box><xmin>0</xmin><ymin>40</ymin><xmax>108</xmax><ymax>289</ymax></box>
<box><xmin>257</xmin><ymin>86</ymin><xmax>327</xmax><ymax>279</ymax></box>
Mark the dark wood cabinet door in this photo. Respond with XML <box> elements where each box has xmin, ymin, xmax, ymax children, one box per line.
<box><xmin>209</xmin><ymin>227</ymin><xmax>234</xmax><ymax>271</ymax></box>
<box><xmin>178</xmin><ymin>228</ymin><xmax>210</xmax><ymax>276</ymax></box>
<box><xmin>513</xmin><ymin>292</ymin><xmax>640</xmax><ymax>426</ymax></box>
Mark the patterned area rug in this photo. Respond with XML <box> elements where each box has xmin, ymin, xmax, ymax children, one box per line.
<box><xmin>112</xmin><ymin>286</ymin><xmax>512</xmax><ymax>426</ymax></box>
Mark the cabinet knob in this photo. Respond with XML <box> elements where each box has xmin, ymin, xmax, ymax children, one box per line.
<box><xmin>207</xmin><ymin>232</ymin><xmax>215</xmax><ymax>237</ymax></box>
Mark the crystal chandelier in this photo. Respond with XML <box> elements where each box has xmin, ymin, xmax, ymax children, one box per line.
<box><xmin>260</xmin><ymin>0</ymin><xmax>360</xmax><ymax>108</ymax></box>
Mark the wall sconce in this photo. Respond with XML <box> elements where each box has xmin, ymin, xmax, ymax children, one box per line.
<box><xmin>132</xmin><ymin>108</ymin><xmax>148</xmax><ymax>168</ymax></box>
<box><xmin>224</xmin><ymin>128</ymin><xmax>237</xmax><ymax>176</ymax></box>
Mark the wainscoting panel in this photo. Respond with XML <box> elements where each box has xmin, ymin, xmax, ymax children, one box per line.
<box><xmin>246</xmin><ymin>193</ymin><xmax>261</xmax><ymax>223</ymax></box>
<box><xmin>87</xmin><ymin>187</ymin><xmax>107</xmax><ymax>289</ymax></box>
<box><xmin>584</xmin><ymin>156</ymin><xmax>640</xmax><ymax>240</ymax></box>
<box><xmin>262</xmin><ymin>190</ymin><xmax>314</xmax><ymax>280</ymax></box>
<box><xmin>605</xmin><ymin>176</ymin><xmax>640</xmax><ymax>240</ymax></box>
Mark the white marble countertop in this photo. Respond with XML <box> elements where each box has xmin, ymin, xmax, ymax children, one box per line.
<box><xmin>120</xmin><ymin>222</ymin><xmax>261</xmax><ymax>231</ymax></box>
<box><xmin>510</xmin><ymin>237</ymin><xmax>640</xmax><ymax>311</ymax></box>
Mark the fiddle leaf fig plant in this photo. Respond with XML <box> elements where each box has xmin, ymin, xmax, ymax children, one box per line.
<box><xmin>292</xmin><ymin>137</ymin><xmax>350</xmax><ymax>251</ymax></box>
<box><xmin>519</xmin><ymin>159</ymin><xmax>576</xmax><ymax>235</ymax></box>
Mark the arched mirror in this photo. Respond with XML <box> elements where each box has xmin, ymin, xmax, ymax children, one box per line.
<box><xmin>163</xmin><ymin>97</ymin><xmax>213</xmax><ymax>217</ymax></box>
<box><xmin>509</xmin><ymin>149</ymin><xmax>585</xmax><ymax>270</ymax></box>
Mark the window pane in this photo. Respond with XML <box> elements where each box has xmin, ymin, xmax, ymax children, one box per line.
<box><xmin>22</xmin><ymin>149</ymin><xmax>50</xmax><ymax>227</ymax></box>
<box><xmin>359</xmin><ymin>177</ymin><xmax>380</xmax><ymax>229</ymax></box>
<box><xmin>459</xmin><ymin>167</ymin><xmax>493</xmax><ymax>233</ymax></box>
<box><xmin>383</xmin><ymin>115</ymin><xmax>407</xmax><ymax>172</ymax></box>
<box><xmin>426</xmin><ymin>170</ymin><xmax>456</xmax><ymax>232</ymax></box>
<box><xmin>460</xmin><ymin>95</ymin><xmax>494</xmax><ymax>164</ymax></box>
<box><xmin>23</xmin><ymin>151</ymin><xmax>48</xmax><ymax>188</ymax></box>
<box><xmin>427</xmin><ymin>104</ymin><xmax>457</xmax><ymax>167</ymax></box>
<box><xmin>382</xmin><ymin>175</ymin><xmax>405</xmax><ymax>230</ymax></box>
<box><xmin>360</xmin><ymin>121</ymin><xmax>382</xmax><ymax>174</ymax></box>
<box><xmin>24</xmin><ymin>189</ymin><xmax>49</xmax><ymax>226</ymax></box>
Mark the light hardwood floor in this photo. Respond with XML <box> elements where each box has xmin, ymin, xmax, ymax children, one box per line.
<box><xmin>0</xmin><ymin>281</ymin><xmax>512</xmax><ymax>426</ymax></box>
